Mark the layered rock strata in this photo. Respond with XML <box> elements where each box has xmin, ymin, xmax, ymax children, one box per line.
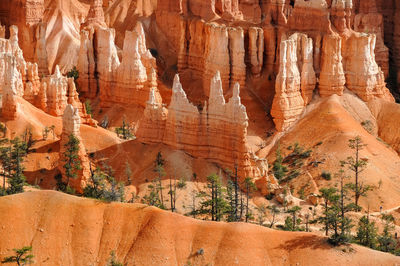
<box><xmin>59</xmin><ymin>104</ymin><xmax>90</xmax><ymax>193</ymax></box>
<box><xmin>137</xmin><ymin>72</ymin><xmax>267</xmax><ymax>181</ymax></box>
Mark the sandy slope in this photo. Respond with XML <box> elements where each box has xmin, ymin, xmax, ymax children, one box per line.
<box><xmin>265</xmin><ymin>94</ymin><xmax>400</xmax><ymax>211</ymax></box>
<box><xmin>0</xmin><ymin>191</ymin><xmax>399</xmax><ymax>266</ymax></box>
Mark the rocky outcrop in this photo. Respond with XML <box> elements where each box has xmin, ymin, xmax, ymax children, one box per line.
<box><xmin>137</xmin><ymin>72</ymin><xmax>267</xmax><ymax>182</ymax></box>
<box><xmin>1</xmin><ymin>55</ymin><xmax>20</xmax><ymax>120</ymax></box>
<box><xmin>77</xmin><ymin>21</ymin><xmax>159</xmax><ymax>108</ymax></box>
<box><xmin>41</xmin><ymin>66</ymin><xmax>68</xmax><ymax>116</ymax></box>
<box><xmin>319</xmin><ymin>34</ymin><xmax>346</xmax><ymax>97</ymax></box>
<box><xmin>0</xmin><ymin>24</ymin><xmax>4</xmax><ymax>38</ymax></box>
<box><xmin>59</xmin><ymin>104</ymin><xmax>90</xmax><ymax>193</ymax></box>
<box><xmin>271</xmin><ymin>36</ymin><xmax>305</xmax><ymax>131</ymax></box>
<box><xmin>342</xmin><ymin>33</ymin><xmax>393</xmax><ymax>102</ymax></box>
<box><xmin>82</xmin><ymin>0</ymin><xmax>106</xmax><ymax>29</ymax></box>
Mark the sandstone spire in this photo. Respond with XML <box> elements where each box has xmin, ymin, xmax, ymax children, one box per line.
<box><xmin>2</xmin><ymin>55</ymin><xmax>20</xmax><ymax>120</ymax></box>
<box><xmin>271</xmin><ymin>38</ymin><xmax>304</xmax><ymax>131</ymax></box>
<box><xmin>59</xmin><ymin>104</ymin><xmax>90</xmax><ymax>193</ymax></box>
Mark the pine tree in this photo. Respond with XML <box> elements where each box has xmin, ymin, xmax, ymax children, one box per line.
<box><xmin>2</xmin><ymin>246</ymin><xmax>34</xmax><ymax>266</ymax></box>
<box><xmin>198</xmin><ymin>174</ymin><xmax>229</xmax><ymax>221</ymax></box>
<box><xmin>62</xmin><ymin>134</ymin><xmax>81</xmax><ymax>192</ymax></box>
<box><xmin>273</xmin><ymin>144</ymin><xmax>288</xmax><ymax>180</ymax></box>
<box><xmin>341</xmin><ymin>136</ymin><xmax>372</xmax><ymax>210</ymax></box>
<box><xmin>318</xmin><ymin>187</ymin><xmax>338</xmax><ymax>236</ymax></box>
<box><xmin>0</xmin><ymin>139</ymin><xmax>11</xmax><ymax>195</ymax></box>
<box><xmin>8</xmin><ymin>138</ymin><xmax>28</xmax><ymax>194</ymax></box>
<box><xmin>356</xmin><ymin>215</ymin><xmax>378</xmax><ymax>249</ymax></box>
<box><xmin>287</xmin><ymin>206</ymin><xmax>302</xmax><ymax>231</ymax></box>
<box><xmin>378</xmin><ymin>214</ymin><xmax>397</xmax><ymax>253</ymax></box>
<box><xmin>153</xmin><ymin>152</ymin><xmax>166</xmax><ymax>208</ymax></box>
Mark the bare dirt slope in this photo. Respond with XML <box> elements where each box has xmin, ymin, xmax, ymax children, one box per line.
<box><xmin>0</xmin><ymin>191</ymin><xmax>399</xmax><ymax>266</ymax></box>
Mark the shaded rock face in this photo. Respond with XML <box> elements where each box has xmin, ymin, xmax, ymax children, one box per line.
<box><xmin>59</xmin><ymin>104</ymin><xmax>90</xmax><ymax>193</ymax></box>
<box><xmin>137</xmin><ymin>72</ymin><xmax>267</xmax><ymax>183</ymax></box>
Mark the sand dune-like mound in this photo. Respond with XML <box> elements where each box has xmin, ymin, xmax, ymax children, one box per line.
<box><xmin>0</xmin><ymin>191</ymin><xmax>399</xmax><ymax>265</ymax></box>
<box><xmin>267</xmin><ymin>94</ymin><xmax>400</xmax><ymax>211</ymax></box>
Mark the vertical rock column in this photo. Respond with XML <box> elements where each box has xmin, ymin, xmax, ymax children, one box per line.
<box><xmin>228</xmin><ymin>27</ymin><xmax>246</xmax><ymax>89</ymax></box>
<box><xmin>249</xmin><ymin>27</ymin><xmax>264</xmax><ymax>77</ymax></box>
<box><xmin>1</xmin><ymin>55</ymin><xmax>20</xmax><ymax>120</ymax></box>
<box><xmin>300</xmin><ymin>35</ymin><xmax>316</xmax><ymax>105</ymax></box>
<box><xmin>271</xmin><ymin>38</ymin><xmax>304</xmax><ymax>131</ymax></box>
<box><xmin>319</xmin><ymin>35</ymin><xmax>345</xmax><ymax>97</ymax></box>
<box><xmin>203</xmin><ymin>23</ymin><xmax>230</xmax><ymax>96</ymax></box>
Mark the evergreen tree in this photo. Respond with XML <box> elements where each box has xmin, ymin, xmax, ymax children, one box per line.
<box><xmin>286</xmin><ymin>206</ymin><xmax>302</xmax><ymax>231</ymax></box>
<box><xmin>356</xmin><ymin>215</ymin><xmax>378</xmax><ymax>249</ymax></box>
<box><xmin>198</xmin><ymin>174</ymin><xmax>229</xmax><ymax>221</ymax></box>
<box><xmin>267</xmin><ymin>204</ymin><xmax>280</xmax><ymax>228</ymax></box>
<box><xmin>0</xmin><ymin>139</ymin><xmax>11</xmax><ymax>195</ymax></box>
<box><xmin>153</xmin><ymin>152</ymin><xmax>166</xmax><ymax>208</ymax></box>
<box><xmin>8</xmin><ymin>138</ymin><xmax>28</xmax><ymax>194</ymax></box>
<box><xmin>2</xmin><ymin>246</ymin><xmax>34</xmax><ymax>266</ymax></box>
<box><xmin>107</xmin><ymin>250</ymin><xmax>123</xmax><ymax>266</ymax></box>
<box><xmin>273</xmin><ymin>144</ymin><xmax>288</xmax><ymax>180</ymax></box>
<box><xmin>115</xmin><ymin>119</ymin><xmax>134</xmax><ymax>140</ymax></box>
<box><xmin>318</xmin><ymin>187</ymin><xmax>338</xmax><ymax>236</ymax></box>
<box><xmin>378</xmin><ymin>214</ymin><xmax>397</xmax><ymax>253</ymax></box>
<box><xmin>62</xmin><ymin>134</ymin><xmax>81</xmax><ymax>192</ymax></box>
<box><xmin>341</xmin><ymin>136</ymin><xmax>372</xmax><ymax>210</ymax></box>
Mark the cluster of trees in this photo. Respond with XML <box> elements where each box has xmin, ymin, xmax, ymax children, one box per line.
<box><xmin>0</xmin><ymin>137</ymin><xmax>29</xmax><ymax>196</ymax></box>
<box><xmin>115</xmin><ymin>119</ymin><xmax>134</xmax><ymax>140</ymax></box>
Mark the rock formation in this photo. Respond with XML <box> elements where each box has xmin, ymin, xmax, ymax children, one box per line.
<box><xmin>34</xmin><ymin>22</ymin><xmax>49</xmax><ymax>76</ymax></box>
<box><xmin>271</xmin><ymin>36</ymin><xmax>305</xmax><ymax>131</ymax></box>
<box><xmin>354</xmin><ymin>0</ymin><xmax>389</xmax><ymax>78</ymax></box>
<box><xmin>77</xmin><ymin>21</ymin><xmax>159</xmax><ymax>108</ymax></box>
<box><xmin>342</xmin><ymin>33</ymin><xmax>393</xmax><ymax>102</ymax></box>
<box><xmin>319</xmin><ymin>34</ymin><xmax>346</xmax><ymax>97</ymax></box>
<box><xmin>1</xmin><ymin>55</ymin><xmax>20</xmax><ymax>120</ymax></box>
<box><xmin>59</xmin><ymin>104</ymin><xmax>90</xmax><ymax>193</ymax></box>
<box><xmin>249</xmin><ymin>27</ymin><xmax>264</xmax><ymax>77</ymax></box>
<box><xmin>300</xmin><ymin>35</ymin><xmax>317</xmax><ymax>105</ymax></box>
<box><xmin>137</xmin><ymin>72</ymin><xmax>267</xmax><ymax>183</ymax></box>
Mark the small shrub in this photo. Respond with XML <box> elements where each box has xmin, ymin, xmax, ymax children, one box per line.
<box><xmin>321</xmin><ymin>171</ymin><xmax>332</xmax><ymax>181</ymax></box>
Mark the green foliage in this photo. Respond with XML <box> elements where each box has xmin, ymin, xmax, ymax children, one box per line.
<box><xmin>2</xmin><ymin>246</ymin><xmax>34</xmax><ymax>265</ymax></box>
<box><xmin>83</xmin><ymin>166</ymin><xmax>125</xmax><ymax>202</ymax></box>
<box><xmin>177</xmin><ymin>178</ymin><xmax>187</xmax><ymax>189</ymax></box>
<box><xmin>273</xmin><ymin>145</ymin><xmax>288</xmax><ymax>180</ymax></box>
<box><xmin>355</xmin><ymin>215</ymin><xmax>378</xmax><ymax>249</ymax></box>
<box><xmin>107</xmin><ymin>250</ymin><xmax>123</xmax><ymax>266</ymax></box>
<box><xmin>284</xmin><ymin>206</ymin><xmax>302</xmax><ymax>231</ymax></box>
<box><xmin>341</xmin><ymin>136</ymin><xmax>371</xmax><ymax>209</ymax></box>
<box><xmin>62</xmin><ymin>134</ymin><xmax>82</xmax><ymax>191</ymax></box>
<box><xmin>115</xmin><ymin>120</ymin><xmax>134</xmax><ymax>140</ymax></box>
<box><xmin>66</xmin><ymin>66</ymin><xmax>79</xmax><ymax>80</ymax></box>
<box><xmin>85</xmin><ymin>100</ymin><xmax>92</xmax><ymax>115</ymax></box>
<box><xmin>321</xmin><ymin>171</ymin><xmax>332</xmax><ymax>180</ymax></box>
<box><xmin>378</xmin><ymin>214</ymin><xmax>397</xmax><ymax>253</ymax></box>
<box><xmin>197</xmin><ymin>174</ymin><xmax>230</xmax><ymax>221</ymax></box>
